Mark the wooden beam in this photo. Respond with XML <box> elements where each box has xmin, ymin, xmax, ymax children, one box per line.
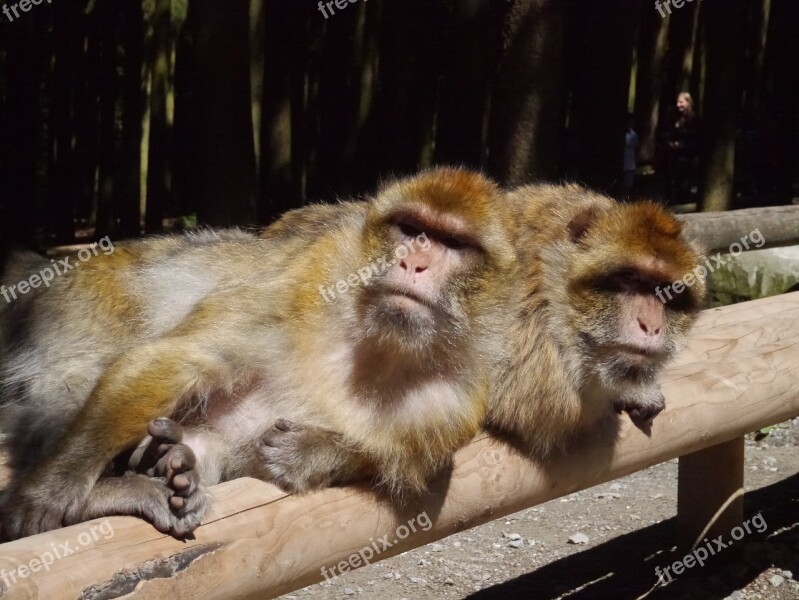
<box><xmin>0</xmin><ymin>293</ymin><xmax>798</xmax><ymax>599</ymax></box>
<box><xmin>678</xmin><ymin>437</ymin><xmax>745</xmax><ymax>548</ymax></box>
<box><xmin>678</xmin><ymin>205</ymin><xmax>799</xmax><ymax>251</ymax></box>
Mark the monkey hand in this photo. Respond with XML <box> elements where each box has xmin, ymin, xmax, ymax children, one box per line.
<box><xmin>613</xmin><ymin>386</ymin><xmax>666</xmax><ymax>430</ymax></box>
<box><xmin>257</xmin><ymin>419</ymin><xmax>368</xmax><ymax>493</ymax></box>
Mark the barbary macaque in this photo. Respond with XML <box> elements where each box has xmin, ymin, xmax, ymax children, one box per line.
<box><xmin>0</xmin><ymin>167</ymin><xmax>518</xmax><ymax>539</ymax></box>
<box><xmin>485</xmin><ymin>183</ymin><xmax>706</xmax><ymax>454</ymax></box>
<box><xmin>250</xmin><ymin>183</ymin><xmax>706</xmax><ymax>487</ymax></box>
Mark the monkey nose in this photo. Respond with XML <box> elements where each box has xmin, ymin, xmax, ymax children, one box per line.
<box><xmin>399</xmin><ymin>254</ymin><xmax>429</xmax><ymax>275</ymax></box>
<box><xmin>638</xmin><ymin>318</ymin><xmax>662</xmax><ymax>336</ymax></box>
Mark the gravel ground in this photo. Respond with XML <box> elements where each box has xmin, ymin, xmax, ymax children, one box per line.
<box><xmin>286</xmin><ymin>417</ymin><xmax>799</xmax><ymax>600</ymax></box>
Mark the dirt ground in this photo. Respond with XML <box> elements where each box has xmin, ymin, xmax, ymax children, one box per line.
<box><xmin>287</xmin><ymin>417</ymin><xmax>799</xmax><ymax>600</ymax></box>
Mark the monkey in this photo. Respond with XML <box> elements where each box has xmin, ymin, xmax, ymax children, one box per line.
<box><xmin>242</xmin><ymin>182</ymin><xmax>707</xmax><ymax>490</ymax></box>
<box><xmin>0</xmin><ymin>167</ymin><xmax>518</xmax><ymax>539</ymax></box>
<box><xmin>484</xmin><ymin>183</ymin><xmax>706</xmax><ymax>453</ymax></box>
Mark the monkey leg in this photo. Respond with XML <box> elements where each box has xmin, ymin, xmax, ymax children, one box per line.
<box><xmin>0</xmin><ymin>337</ymin><xmax>221</xmax><ymax>540</ymax></box>
<box><xmin>257</xmin><ymin>419</ymin><xmax>374</xmax><ymax>493</ymax></box>
<box><xmin>68</xmin><ymin>472</ymin><xmax>209</xmax><ymax>538</ymax></box>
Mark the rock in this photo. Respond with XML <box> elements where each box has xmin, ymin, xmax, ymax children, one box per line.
<box><xmin>502</xmin><ymin>532</ymin><xmax>522</xmax><ymax>540</ymax></box>
<box><xmin>726</xmin><ymin>591</ymin><xmax>744</xmax><ymax>600</ymax></box>
<box><xmin>343</xmin><ymin>588</ymin><xmax>355</xmax><ymax>596</ymax></box>
<box><xmin>769</xmin><ymin>575</ymin><xmax>785</xmax><ymax>587</ymax></box>
<box><xmin>609</xmin><ymin>483</ymin><xmax>622</xmax><ymax>491</ymax></box>
<box><xmin>568</xmin><ymin>533</ymin><xmax>589</xmax><ymax>545</ymax></box>
<box><xmin>706</xmin><ymin>245</ymin><xmax>799</xmax><ymax>305</ymax></box>
<box><xmin>430</xmin><ymin>543</ymin><xmax>445</xmax><ymax>552</ymax></box>
<box><xmin>594</xmin><ymin>492</ymin><xmax>621</xmax><ymax>500</ymax></box>
<box><xmin>782</xmin><ymin>570</ymin><xmax>793</xmax><ymax>579</ymax></box>
<box><xmin>508</xmin><ymin>539</ymin><xmax>524</xmax><ymax>549</ymax></box>
<box><xmin>444</xmin><ymin>578</ymin><xmax>455</xmax><ymax>586</ymax></box>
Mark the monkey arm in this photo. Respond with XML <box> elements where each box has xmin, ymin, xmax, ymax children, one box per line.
<box><xmin>257</xmin><ymin>418</ymin><xmax>377</xmax><ymax>493</ymax></box>
<box><xmin>0</xmin><ymin>335</ymin><xmax>223</xmax><ymax>539</ymax></box>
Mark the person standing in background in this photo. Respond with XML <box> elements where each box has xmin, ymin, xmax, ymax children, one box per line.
<box><xmin>667</xmin><ymin>92</ymin><xmax>700</xmax><ymax>203</ymax></box>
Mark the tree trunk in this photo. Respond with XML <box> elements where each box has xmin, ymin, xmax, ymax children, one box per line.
<box><xmin>487</xmin><ymin>0</ymin><xmax>564</xmax><ymax>185</ymax></box>
<box><xmin>699</xmin><ymin>0</ymin><xmax>747</xmax><ymax>212</ymax></box>
<box><xmin>145</xmin><ymin>0</ymin><xmax>173</xmax><ymax>233</ymax></box>
<box><xmin>634</xmin><ymin>7</ymin><xmax>670</xmax><ymax>165</ymax></box>
<box><xmin>95</xmin><ymin>0</ymin><xmax>120</xmax><ymax>239</ymax></box>
<box><xmin>47</xmin><ymin>2</ymin><xmax>78</xmax><ymax>244</ymax></box>
<box><xmin>117</xmin><ymin>0</ymin><xmax>146</xmax><ymax>238</ymax></box>
<box><xmin>433</xmin><ymin>0</ymin><xmax>502</xmax><ymax>170</ymax></box>
<box><xmin>565</xmin><ymin>1</ymin><xmax>640</xmax><ymax>192</ymax></box>
<box><xmin>185</xmin><ymin>0</ymin><xmax>257</xmax><ymax>226</ymax></box>
<box><xmin>258</xmin><ymin>1</ymin><xmax>301</xmax><ymax>219</ymax></box>
<box><xmin>2</xmin><ymin>19</ymin><xmax>41</xmax><ymax>247</ymax></box>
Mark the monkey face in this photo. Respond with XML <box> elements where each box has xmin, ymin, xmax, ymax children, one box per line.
<box><xmin>355</xmin><ymin>168</ymin><xmax>516</xmax><ymax>358</ymax></box>
<box><xmin>565</xmin><ymin>201</ymin><xmax>705</xmax><ymax>386</ymax></box>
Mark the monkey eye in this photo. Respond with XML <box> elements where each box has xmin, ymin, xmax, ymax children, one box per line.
<box><xmin>439</xmin><ymin>234</ymin><xmax>470</xmax><ymax>250</ymax></box>
<box><xmin>611</xmin><ymin>269</ymin><xmax>640</xmax><ymax>288</ymax></box>
<box><xmin>397</xmin><ymin>221</ymin><xmax>424</xmax><ymax>238</ymax></box>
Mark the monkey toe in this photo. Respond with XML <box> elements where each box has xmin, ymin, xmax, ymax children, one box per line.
<box><xmin>274</xmin><ymin>418</ymin><xmax>300</xmax><ymax>433</ymax></box>
<box><xmin>129</xmin><ymin>418</ymin><xmax>185</xmax><ymax>475</ymax></box>
<box><xmin>148</xmin><ymin>417</ymin><xmax>184</xmax><ymax>444</ymax></box>
<box><xmin>168</xmin><ymin>483</ymin><xmax>210</xmax><ymax>537</ymax></box>
<box><xmin>155</xmin><ymin>443</ymin><xmax>199</xmax><ymax>494</ymax></box>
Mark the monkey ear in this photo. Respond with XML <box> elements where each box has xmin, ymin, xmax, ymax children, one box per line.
<box><xmin>567</xmin><ymin>206</ymin><xmax>602</xmax><ymax>242</ymax></box>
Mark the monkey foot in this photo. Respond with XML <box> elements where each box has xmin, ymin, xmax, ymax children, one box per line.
<box><xmin>128</xmin><ymin>417</ymin><xmax>209</xmax><ymax>536</ymax></box>
<box><xmin>257</xmin><ymin>418</ymin><xmax>339</xmax><ymax>494</ymax></box>
<box><xmin>613</xmin><ymin>394</ymin><xmax>665</xmax><ymax>430</ymax></box>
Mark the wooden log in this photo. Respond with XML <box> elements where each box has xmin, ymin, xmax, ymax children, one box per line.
<box><xmin>678</xmin><ymin>205</ymin><xmax>799</xmax><ymax>251</ymax></box>
<box><xmin>0</xmin><ymin>292</ymin><xmax>798</xmax><ymax>599</ymax></box>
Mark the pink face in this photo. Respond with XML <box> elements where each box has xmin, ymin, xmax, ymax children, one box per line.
<box><xmin>606</xmin><ymin>269</ymin><xmax>670</xmax><ymax>365</ymax></box>
<box><xmin>379</xmin><ymin>213</ymin><xmax>478</xmax><ymax>316</ymax></box>
<box><xmin>677</xmin><ymin>96</ymin><xmax>690</xmax><ymax>114</ymax></box>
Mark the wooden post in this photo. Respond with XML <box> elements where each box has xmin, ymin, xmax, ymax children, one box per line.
<box><xmin>677</xmin><ymin>436</ymin><xmax>744</xmax><ymax>549</ymax></box>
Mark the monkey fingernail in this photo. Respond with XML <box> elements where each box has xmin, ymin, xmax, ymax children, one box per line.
<box><xmin>169</xmin><ymin>496</ymin><xmax>185</xmax><ymax>510</ymax></box>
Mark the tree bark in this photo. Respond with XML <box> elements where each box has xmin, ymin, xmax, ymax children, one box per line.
<box><xmin>117</xmin><ymin>0</ymin><xmax>146</xmax><ymax>238</ymax></box>
<box><xmin>185</xmin><ymin>0</ymin><xmax>257</xmax><ymax>226</ymax></box>
<box><xmin>634</xmin><ymin>7</ymin><xmax>670</xmax><ymax>165</ymax></box>
<box><xmin>487</xmin><ymin>0</ymin><xmax>564</xmax><ymax>185</ymax></box>
<box><xmin>565</xmin><ymin>1</ymin><xmax>640</xmax><ymax>192</ymax></box>
<box><xmin>2</xmin><ymin>18</ymin><xmax>41</xmax><ymax>247</ymax></box>
<box><xmin>699</xmin><ymin>0</ymin><xmax>747</xmax><ymax>212</ymax></box>
<box><xmin>145</xmin><ymin>0</ymin><xmax>173</xmax><ymax>233</ymax></box>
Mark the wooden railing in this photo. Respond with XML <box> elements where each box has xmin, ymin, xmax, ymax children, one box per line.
<box><xmin>0</xmin><ymin>292</ymin><xmax>797</xmax><ymax>599</ymax></box>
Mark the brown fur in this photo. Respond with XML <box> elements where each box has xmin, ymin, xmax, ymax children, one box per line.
<box><xmin>0</xmin><ymin>167</ymin><xmax>517</xmax><ymax>538</ymax></box>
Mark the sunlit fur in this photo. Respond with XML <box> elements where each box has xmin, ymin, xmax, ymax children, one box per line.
<box><xmin>486</xmin><ymin>184</ymin><xmax>706</xmax><ymax>456</ymax></box>
<box><xmin>0</xmin><ymin>167</ymin><xmax>518</xmax><ymax>538</ymax></box>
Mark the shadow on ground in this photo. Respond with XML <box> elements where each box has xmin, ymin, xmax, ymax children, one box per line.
<box><xmin>468</xmin><ymin>473</ymin><xmax>799</xmax><ymax>600</ymax></box>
